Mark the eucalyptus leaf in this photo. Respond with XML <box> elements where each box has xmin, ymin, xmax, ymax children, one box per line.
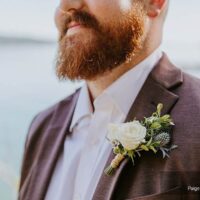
<box><xmin>150</xmin><ymin>146</ymin><xmax>157</xmax><ymax>153</ymax></box>
<box><xmin>151</xmin><ymin>122</ymin><xmax>161</xmax><ymax>129</ymax></box>
<box><xmin>147</xmin><ymin>137</ymin><xmax>153</xmax><ymax>146</ymax></box>
<box><xmin>140</xmin><ymin>145</ymin><xmax>149</xmax><ymax>151</ymax></box>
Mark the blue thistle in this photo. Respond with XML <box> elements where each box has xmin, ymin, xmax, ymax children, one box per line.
<box><xmin>154</xmin><ymin>132</ymin><xmax>170</xmax><ymax>146</ymax></box>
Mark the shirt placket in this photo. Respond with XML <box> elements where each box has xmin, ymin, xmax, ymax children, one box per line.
<box><xmin>73</xmin><ymin>102</ymin><xmax>113</xmax><ymax>200</ymax></box>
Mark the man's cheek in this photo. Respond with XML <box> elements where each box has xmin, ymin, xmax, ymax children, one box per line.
<box><xmin>86</xmin><ymin>0</ymin><xmax>117</xmax><ymax>21</ymax></box>
<box><xmin>54</xmin><ymin>8</ymin><xmax>66</xmax><ymax>33</ymax></box>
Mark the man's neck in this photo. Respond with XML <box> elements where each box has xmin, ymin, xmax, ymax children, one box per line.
<box><xmin>87</xmin><ymin>49</ymin><xmax>151</xmax><ymax>102</ymax></box>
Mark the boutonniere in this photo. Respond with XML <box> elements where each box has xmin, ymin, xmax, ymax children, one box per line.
<box><xmin>104</xmin><ymin>103</ymin><xmax>178</xmax><ymax>176</ymax></box>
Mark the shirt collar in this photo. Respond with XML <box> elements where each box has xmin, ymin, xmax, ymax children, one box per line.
<box><xmin>69</xmin><ymin>83</ymin><xmax>93</xmax><ymax>132</ymax></box>
<box><xmin>100</xmin><ymin>47</ymin><xmax>162</xmax><ymax>116</ymax></box>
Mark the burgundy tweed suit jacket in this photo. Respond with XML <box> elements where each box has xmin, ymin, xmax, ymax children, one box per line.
<box><xmin>18</xmin><ymin>54</ymin><xmax>200</xmax><ymax>200</ymax></box>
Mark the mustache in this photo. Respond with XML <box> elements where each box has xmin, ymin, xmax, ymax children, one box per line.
<box><xmin>60</xmin><ymin>9</ymin><xmax>100</xmax><ymax>36</ymax></box>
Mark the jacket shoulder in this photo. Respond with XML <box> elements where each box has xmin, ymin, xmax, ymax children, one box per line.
<box><xmin>26</xmin><ymin>88</ymin><xmax>80</xmax><ymax>146</ymax></box>
<box><xmin>183</xmin><ymin>71</ymin><xmax>200</xmax><ymax>87</ymax></box>
<box><xmin>180</xmin><ymin>71</ymin><xmax>200</xmax><ymax>102</ymax></box>
<box><xmin>172</xmin><ymin>71</ymin><xmax>200</xmax><ymax>118</ymax></box>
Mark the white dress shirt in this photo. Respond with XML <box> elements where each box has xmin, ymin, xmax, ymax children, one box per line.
<box><xmin>45</xmin><ymin>48</ymin><xmax>162</xmax><ymax>200</ymax></box>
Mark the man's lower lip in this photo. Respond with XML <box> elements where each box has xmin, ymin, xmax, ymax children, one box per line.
<box><xmin>67</xmin><ymin>25</ymin><xmax>82</xmax><ymax>31</ymax></box>
<box><xmin>68</xmin><ymin>25</ymin><xmax>81</xmax><ymax>31</ymax></box>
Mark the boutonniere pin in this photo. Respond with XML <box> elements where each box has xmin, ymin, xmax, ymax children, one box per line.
<box><xmin>104</xmin><ymin>103</ymin><xmax>178</xmax><ymax>176</ymax></box>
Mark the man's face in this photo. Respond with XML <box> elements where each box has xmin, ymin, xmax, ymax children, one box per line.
<box><xmin>55</xmin><ymin>0</ymin><xmax>147</xmax><ymax>81</ymax></box>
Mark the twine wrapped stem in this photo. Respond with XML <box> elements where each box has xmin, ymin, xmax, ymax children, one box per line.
<box><xmin>104</xmin><ymin>154</ymin><xmax>125</xmax><ymax>176</ymax></box>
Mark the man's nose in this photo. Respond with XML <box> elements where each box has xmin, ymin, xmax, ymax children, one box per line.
<box><xmin>59</xmin><ymin>0</ymin><xmax>84</xmax><ymax>13</ymax></box>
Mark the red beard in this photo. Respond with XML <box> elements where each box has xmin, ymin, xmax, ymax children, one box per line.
<box><xmin>56</xmin><ymin>6</ymin><xmax>145</xmax><ymax>81</ymax></box>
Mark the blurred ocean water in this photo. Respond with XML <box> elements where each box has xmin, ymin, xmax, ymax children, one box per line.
<box><xmin>0</xmin><ymin>0</ymin><xmax>200</xmax><ymax>199</ymax></box>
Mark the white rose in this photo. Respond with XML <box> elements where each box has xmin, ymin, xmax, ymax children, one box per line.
<box><xmin>107</xmin><ymin>123</ymin><xmax>119</xmax><ymax>142</ymax></box>
<box><xmin>107</xmin><ymin>121</ymin><xmax>146</xmax><ymax>150</ymax></box>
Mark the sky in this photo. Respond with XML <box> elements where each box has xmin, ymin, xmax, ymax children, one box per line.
<box><xmin>0</xmin><ymin>0</ymin><xmax>200</xmax><ymax>43</ymax></box>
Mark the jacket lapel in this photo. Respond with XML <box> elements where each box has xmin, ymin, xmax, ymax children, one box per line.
<box><xmin>92</xmin><ymin>54</ymin><xmax>183</xmax><ymax>200</ymax></box>
<box><xmin>24</xmin><ymin>89</ymin><xmax>80</xmax><ymax>200</ymax></box>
